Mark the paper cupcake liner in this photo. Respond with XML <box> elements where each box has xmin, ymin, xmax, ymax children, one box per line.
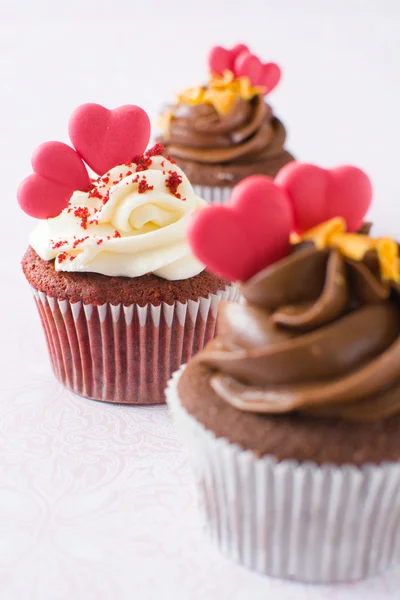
<box><xmin>166</xmin><ymin>368</ymin><xmax>400</xmax><ymax>583</ymax></box>
<box><xmin>31</xmin><ymin>285</ymin><xmax>239</xmax><ymax>405</ymax></box>
<box><xmin>193</xmin><ymin>185</ymin><xmax>233</xmax><ymax>204</ymax></box>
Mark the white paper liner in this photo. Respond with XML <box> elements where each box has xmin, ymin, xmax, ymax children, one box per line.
<box><xmin>193</xmin><ymin>185</ymin><xmax>233</xmax><ymax>204</ymax></box>
<box><xmin>166</xmin><ymin>367</ymin><xmax>400</xmax><ymax>583</ymax></box>
<box><xmin>31</xmin><ymin>284</ymin><xmax>239</xmax><ymax>405</ymax></box>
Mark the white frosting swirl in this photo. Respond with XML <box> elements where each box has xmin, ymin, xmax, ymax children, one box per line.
<box><xmin>30</xmin><ymin>155</ymin><xmax>206</xmax><ymax>280</ymax></box>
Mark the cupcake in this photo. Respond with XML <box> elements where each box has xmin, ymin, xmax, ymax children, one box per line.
<box><xmin>166</xmin><ymin>164</ymin><xmax>400</xmax><ymax>582</ymax></box>
<box><xmin>157</xmin><ymin>43</ymin><xmax>294</xmax><ymax>204</ymax></box>
<box><xmin>18</xmin><ymin>103</ymin><xmax>238</xmax><ymax>405</ymax></box>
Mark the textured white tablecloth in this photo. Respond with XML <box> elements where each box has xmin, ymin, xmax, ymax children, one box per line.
<box><xmin>0</xmin><ymin>284</ymin><xmax>398</xmax><ymax>599</ymax></box>
<box><xmin>2</xmin><ymin>1</ymin><xmax>400</xmax><ymax>597</ymax></box>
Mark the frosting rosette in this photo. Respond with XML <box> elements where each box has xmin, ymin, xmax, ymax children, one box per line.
<box><xmin>162</xmin><ymin>95</ymin><xmax>287</xmax><ymax>166</ymax></box>
<box><xmin>196</xmin><ymin>244</ymin><xmax>400</xmax><ymax>421</ymax></box>
<box><xmin>30</xmin><ymin>150</ymin><xmax>206</xmax><ymax>280</ymax></box>
<box><xmin>158</xmin><ymin>67</ymin><xmax>294</xmax><ymax>187</ymax></box>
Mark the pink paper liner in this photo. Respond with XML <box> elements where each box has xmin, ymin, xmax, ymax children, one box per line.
<box><xmin>32</xmin><ymin>285</ymin><xmax>239</xmax><ymax>405</ymax></box>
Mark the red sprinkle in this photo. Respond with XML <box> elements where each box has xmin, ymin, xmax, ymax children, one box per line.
<box><xmin>73</xmin><ymin>206</ymin><xmax>90</xmax><ymax>229</ymax></box>
<box><xmin>88</xmin><ymin>187</ymin><xmax>103</xmax><ymax>201</ymax></box>
<box><xmin>146</xmin><ymin>143</ymin><xmax>165</xmax><ymax>158</ymax></box>
<box><xmin>72</xmin><ymin>236</ymin><xmax>89</xmax><ymax>249</ymax></box>
<box><xmin>57</xmin><ymin>252</ymin><xmax>68</xmax><ymax>263</ymax></box>
<box><xmin>133</xmin><ymin>143</ymin><xmax>165</xmax><ymax>172</ymax></box>
<box><xmin>97</xmin><ymin>239</ymin><xmax>104</xmax><ymax>245</ymax></box>
<box><xmin>138</xmin><ymin>177</ymin><xmax>154</xmax><ymax>194</ymax></box>
<box><xmin>70</xmin><ymin>256</ymin><xmax>76</xmax><ymax>262</ymax></box>
<box><xmin>135</xmin><ymin>158</ymin><xmax>152</xmax><ymax>173</ymax></box>
<box><xmin>113</xmin><ymin>230</ymin><xmax>121</xmax><ymax>238</ymax></box>
<box><xmin>165</xmin><ymin>171</ymin><xmax>183</xmax><ymax>198</ymax></box>
<box><xmin>51</xmin><ymin>240</ymin><xmax>67</xmax><ymax>250</ymax></box>
<box><xmin>166</xmin><ymin>154</ymin><xmax>176</xmax><ymax>164</ymax></box>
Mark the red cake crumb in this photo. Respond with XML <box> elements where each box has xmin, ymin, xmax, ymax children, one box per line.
<box><xmin>146</xmin><ymin>143</ymin><xmax>165</xmax><ymax>158</ymax></box>
<box><xmin>88</xmin><ymin>187</ymin><xmax>103</xmax><ymax>201</ymax></box>
<box><xmin>165</xmin><ymin>171</ymin><xmax>183</xmax><ymax>198</ymax></box>
<box><xmin>73</xmin><ymin>206</ymin><xmax>90</xmax><ymax>230</ymax></box>
<box><xmin>133</xmin><ymin>143</ymin><xmax>165</xmax><ymax>172</ymax></box>
<box><xmin>138</xmin><ymin>177</ymin><xmax>154</xmax><ymax>194</ymax></box>
<box><xmin>51</xmin><ymin>240</ymin><xmax>67</xmax><ymax>250</ymax></box>
<box><xmin>72</xmin><ymin>236</ymin><xmax>89</xmax><ymax>249</ymax></box>
<box><xmin>57</xmin><ymin>252</ymin><xmax>68</xmax><ymax>264</ymax></box>
<box><xmin>135</xmin><ymin>157</ymin><xmax>152</xmax><ymax>172</ymax></box>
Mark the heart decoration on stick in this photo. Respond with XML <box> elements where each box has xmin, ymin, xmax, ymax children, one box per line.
<box><xmin>275</xmin><ymin>163</ymin><xmax>372</xmax><ymax>234</ymax></box>
<box><xmin>69</xmin><ymin>103</ymin><xmax>151</xmax><ymax>175</ymax></box>
<box><xmin>234</xmin><ymin>52</ymin><xmax>281</xmax><ymax>93</ymax></box>
<box><xmin>188</xmin><ymin>163</ymin><xmax>372</xmax><ymax>282</ymax></box>
<box><xmin>18</xmin><ymin>103</ymin><xmax>152</xmax><ymax>219</ymax></box>
<box><xmin>188</xmin><ymin>175</ymin><xmax>293</xmax><ymax>282</ymax></box>
<box><xmin>17</xmin><ymin>141</ymin><xmax>91</xmax><ymax>219</ymax></box>
<box><xmin>208</xmin><ymin>43</ymin><xmax>249</xmax><ymax>75</ymax></box>
<box><xmin>208</xmin><ymin>43</ymin><xmax>281</xmax><ymax>94</ymax></box>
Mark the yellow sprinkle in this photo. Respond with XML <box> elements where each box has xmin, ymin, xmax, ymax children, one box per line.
<box><xmin>209</xmin><ymin>70</ymin><xmax>236</xmax><ymax>88</ymax></box>
<box><xmin>294</xmin><ymin>217</ymin><xmax>400</xmax><ymax>283</ymax></box>
<box><xmin>176</xmin><ymin>86</ymin><xmax>205</xmax><ymax>105</ymax></box>
<box><xmin>329</xmin><ymin>233</ymin><xmax>377</xmax><ymax>260</ymax></box>
<box><xmin>300</xmin><ymin>217</ymin><xmax>346</xmax><ymax>249</ymax></box>
<box><xmin>176</xmin><ymin>70</ymin><xmax>262</xmax><ymax>114</ymax></box>
<box><xmin>203</xmin><ymin>89</ymin><xmax>237</xmax><ymax>115</ymax></box>
<box><xmin>290</xmin><ymin>232</ymin><xmax>301</xmax><ymax>245</ymax></box>
<box><xmin>377</xmin><ymin>238</ymin><xmax>400</xmax><ymax>282</ymax></box>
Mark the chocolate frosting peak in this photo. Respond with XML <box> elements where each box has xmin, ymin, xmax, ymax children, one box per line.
<box><xmin>160</xmin><ymin>95</ymin><xmax>289</xmax><ymax>166</ymax></box>
<box><xmin>196</xmin><ymin>246</ymin><xmax>400</xmax><ymax>422</ymax></box>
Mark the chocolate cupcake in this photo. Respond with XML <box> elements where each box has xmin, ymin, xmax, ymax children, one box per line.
<box><xmin>158</xmin><ymin>44</ymin><xmax>294</xmax><ymax>203</ymax></box>
<box><xmin>18</xmin><ymin>103</ymin><xmax>238</xmax><ymax>404</ymax></box>
<box><xmin>166</xmin><ymin>164</ymin><xmax>400</xmax><ymax>582</ymax></box>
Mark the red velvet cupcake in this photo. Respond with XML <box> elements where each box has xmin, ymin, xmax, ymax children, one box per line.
<box><xmin>18</xmin><ymin>103</ymin><xmax>238</xmax><ymax>404</ymax></box>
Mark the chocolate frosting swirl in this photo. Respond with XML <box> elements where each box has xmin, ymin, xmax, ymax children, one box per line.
<box><xmin>196</xmin><ymin>246</ymin><xmax>400</xmax><ymax>421</ymax></box>
<box><xmin>160</xmin><ymin>95</ymin><xmax>290</xmax><ymax>166</ymax></box>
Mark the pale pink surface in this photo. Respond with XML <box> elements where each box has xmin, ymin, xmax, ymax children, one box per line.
<box><xmin>0</xmin><ymin>284</ymin><xmax>398</xmax><ymax>599</ymax></box>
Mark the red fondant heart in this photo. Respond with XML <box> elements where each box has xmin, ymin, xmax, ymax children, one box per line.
<box><xmin>235</xmin><ymin>52</ymin><xmax>281</xmax><ymax>93</ymax></box>
<box><xmin>275</xmin><ymin>163</ymin><xmax>372</xmax><ymax>233</ymax></box>
<box><xmin>17</xmin><ymin>141</ymin><xmax>91</xmax><ymax>219</ymax></box>
<box><xmin>69</xmin><ymin>103</ymin><xmax>151</xmax><ymax>176</ymax></box>
<box><xmin>188</xmin><ymin>175</ymin><xmax>292</xmax><ymax>281</ymax></box>
<box><xmin>208</xmin><ymin>44</ymin><xmax>249</xmax><ymax>75</ymax></box>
